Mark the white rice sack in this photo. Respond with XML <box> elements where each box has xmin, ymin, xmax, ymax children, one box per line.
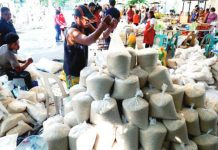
<box><xmin>126</xmin><ymin>47</ymin><xmax>137</xmax><ymax>69</ymax></box>
<box><xmin>137</xmin><ymin>48</ymin><xmax>158</xmax><ymax>71</ymax></box>
<box><xmin>184</xmin><ymin>84</ymin><xmax>205</xmax><ymax>108</ymax></box>
<box><xmin>17</xmin><ymin>90</ymin><xmax>37</xmax><ymax>103</ymax></box>
<box><xmin>122</xmin><ymin>90</ymin><xmax>149</xmax><ymax>129</ymax></box>
<box><xmin>1</xmin><ymin>97</ymin><xmax>13</xmax><ymax>108</ymax></box>
<box><xmin>150</xmin><ymin>86</ymin><xmax>178</xmax><ymax>120</ymax></box>
<box><xmin>42</xmin><ymin>123</ymin><xmax>70</xmax><ymax>150</ymax></box>
<box><xmin>35</xmin><ymin>58</ymin><xmax>63</xmax><ymax>73</ymax></box>
<box><xmin>171</xmin><ymin>140</ymin><xmax>198</xmax><ymax>150</ymax></box>
<box><xmin>112</xmin><ymin>75</ymin><xmax>139</xmax><ymax>100</ymax></box>
<box><xmin>163</xmin><ymin>116</ymin><xmax>189</xmax><ymax>144</ymax></box>
<box><xmin>23</xmin><ymin>112</ymin><xmax>36</xmax><ymax>124</ymax></box>
<box><xmin>86</xmin><ymin>71</ymin><xmax>114</xmax><ymax>100</ymax></box>
<box><xmin>30</xmin><ymin>86</ymin><xmax>46</xmax><ymax>102</ymax></box>
<box><xmin>142</xmin><ymin>87</ymin><xmax>160</xmax><ymax>101</ymax></box>
<box><xmin>69</xmin><ymin>84</ymin><xmax>86</xmax><ymax>97</ymax></box>
<box><xmin>6</xmin><ymin>120</ymin><xmax>32</xmax><ymax>136</ymax></box>
<box><xmin>93</xmin><ymin>123</ymin><xmax>116</xmax><ymax>150</ymax></box>
<box><xmin>181</xmin><ymin>108</ymin><xmax>201</xmax><ymax>136</ymax></box>
<box><xmin>43</xmin><ymin>115</ymin><xmax>64</xmax><ymax>129</ymax></box>
<box><xmin>193</xmin><ymin>134</ymin><xmax>218</xmax><ymax>150</ymax></box>
<box><xmin>148</xmin><ymin>66</ymin><xmax>174</xmax><ymax>92</ymax></box>
<box><xmin>197</xmin><ymin>108</ymin><xmax>218</xmax><ymax>135</ymax></box>
<box><xmin>68</xmin><ymin>122</ymin><xmax>96</xmax><ymax>150</ymax></box>
<box><xmin>130</xmin><ymin>66</ymin><xmax>148</xmax><ymax>88</ymax></box>
<box><xmin>90</xmin><ymin>94</ymin><xmax>121</xmax><ymax>125</ymax></box>
<box><xmin>79</xmin><ymin>66</ymin><xmax>98</xmax><ymax>87</ymax></box>
<box><xmin>63</xmin><ymin>96</ymin><xmax>73</xmax><ymax>115</ymax></box>
<box><xmin>204</xmin><ymin>56</ymin><xmax>217</xmax><ymax>66</ymax></box>
<box><xmin>7</xmin><ymin>100</ymin><xmax>26</xmax><ymax>113</ymax></box>
<box><xmin>64</xmin><ymin>111</ymin><xmax>78</xmax><ymax>128</ymax></box>
<box><xmin>116</xmin><ymin>124</ymin><xmax>138</xmax><ymax>150</ymax></box>
<box><xmin>107</xmin><ymin>51</ymin><xmax>131</xmax><ymax>79</ymax></box>
<box><xmin>140</xmin><ymin>120</ymin><xmax>167</xmax><ymax>150</ymax></box>
<box><xmin>72</xmin><ymin>92</ymin><xmax>93</xmax><ymax>123</ymax></box>
<box><xmin>1</xmin><ymin>113</ymin><xmax>27</xmax><ymax>134</ymax></box>
<box><xmin>167</xmin><ymin>84</ymin><xmax>185</xmax><ymax>112</ymax></box>
<box><xmin>212</xmin><ymin>62</ymin><xmax>218</xmax><ymax>72</ymax></box>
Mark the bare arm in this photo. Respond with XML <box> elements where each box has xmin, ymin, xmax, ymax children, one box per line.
<box><xmin>14</xmin><ymin>58</ymin><xmax>33</xmax><ymax>72</ymax></box>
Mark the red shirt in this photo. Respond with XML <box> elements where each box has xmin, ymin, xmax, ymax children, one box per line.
<box><xmin>127</xmin><ymin>9</ymin><xmax>134</xmax><ymax>21</ymax></box>
<box><xmin>94</xmin><ymin>12</ymin><xmax>101</xmax><ymax>27</ymax></box>
<box><xmin>133</xmin><ymin>14</ymin><xmax>140</xmax><ymax>24</ymax></box>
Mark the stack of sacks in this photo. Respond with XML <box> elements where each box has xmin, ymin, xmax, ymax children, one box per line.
<box><xmin>169</xmin><ymin>45</ymin><xmax>217</xmax><ymax>85</ymax></box>
<box><xmin>211</xmin><ymin>62</ymin><xmax>218</xmax><ymax>81</ymax></box>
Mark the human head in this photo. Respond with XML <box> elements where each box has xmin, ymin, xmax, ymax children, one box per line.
<box><xmin>1</xmin><ymin>7</ymin><xmax>11</xmax><ymax>21</ymax></box>
<box><xmin>88</xmin><ymin>2</ymin><xmax>96</xmax><ymax>13</ymax></box>
<box><xmin>135</xmin><ymin>10</ymin><xmax>139</xmax><ymax>14</ymax></box>
<box><xmin>5</xmin><ymin>32</ymin><xmax>20</xmax><ymax>51</ymax></box>
<box><xmin>148</xmin><ymin>11</ymin><xmax>155</xmax><ymax>19</ymax></box>
<box><xmin>56</xmin><ymin>9</ymin><xmax>60</xmax><ymax>15</ymax></box>
<box><xmin>94</xmin><ymin>4</ymin><xmax>102</xmax><ymax>14</ymax></box>
<box><xmin>146</xmin><ymin>8</ymin><xmax>149</xmax><ymax>12</ymax></box>
<box><xmin>130</xmin><ymin>5</ymin><xmax>133</xmax><ymax>9</ymax></box>
<box><xmin>109</xmin><ymin>0</ymin><xmax>116</xmax><ymax>7</ymax></box>
<box><xmin>73</xmin><ymin>5</ymin><xmax>95</xmax><ymax>28</ymax></box>
<box><xmin>210</xmin><ymin>7</ymin><xmax>216</xmax><ymax>12</ymax></box>
<box><xmin>206</xmin><ymin>8</ymin><xmax>210</xmax><ymax>13</ymax></box>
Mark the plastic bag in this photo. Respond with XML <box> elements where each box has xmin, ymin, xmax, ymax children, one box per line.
<box><xmin>0</xmin><ymin>134</ymin><xmax>18</xmax><ymax>150</ymax></box>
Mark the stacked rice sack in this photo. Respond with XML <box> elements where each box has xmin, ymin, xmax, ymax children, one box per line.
<box><xmin>211</xmin><ymin>62</ymin><xmax>218</xmax><ymax>81</ymax></box>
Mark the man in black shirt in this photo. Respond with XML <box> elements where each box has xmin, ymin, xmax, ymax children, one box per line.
<box><xmin>0</xmin><ymin>7</ymin><xmax>16</xmax><ymax>46</ymax></box>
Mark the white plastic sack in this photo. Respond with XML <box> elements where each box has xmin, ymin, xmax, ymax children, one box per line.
<box><xmin>35</xmin><ymin>58</ymin><xmax>63</xmax><ymax>73</ymax></box>
<box><xmin>69</xmin><ymin>84</ymin><xmax>86</xmax><ymax>97</ymax></box>
<box><xmin>79</xmin><ymin>66</ymin><xmax>98</xmax><ymax>87</ymax></box>
<box><xmin>64</xmin><ymin>111</ymin><xmax>78</xmax><ymax>128</ymax></box>
<box><xmin>0</xmin><ymin>134</ymin><xmax>18</xmax><ymax>150</ymax></box>
<box><xmin>43</xmin><ymin>115</ymin><xmax>64</xmax><ymax>129</ymax></box>
<box><xmin>6</xmin><ymin>120</ymin><xmax>33</xmax><ymax>136</ymax></box>
<box><xmin>30</xmin><ymin>86</ymin><xmax>46</xmax><ymax>102</ymax></box>
<box><xmin>7</xmin><ymin>100</ymin><xmax>26</xmax><ymax>113</ymax></box>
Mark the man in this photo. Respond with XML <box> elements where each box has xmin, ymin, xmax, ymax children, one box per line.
<box><xmin>127</xmin><ymin>6</ymin><xmax>134</xmax><ymax>24</ymax></box>
<box><xmin>0</xmin><ymin>7</ymin><xmax>16</xmax><ymax>46</ymax></box>
<box><xmin>0</xmin><ymin>32</ymin><xmax>33</xmax><ymax>89</ymax></box>
<box><xmin>64</xmin><ymin>5</ymin><xmax>117</xmax><ymax>88</ymax></box>
<box><xmin>88</xmin><ymin>2</ymin><xmax>96</xmax><ymax>14</ymax></box>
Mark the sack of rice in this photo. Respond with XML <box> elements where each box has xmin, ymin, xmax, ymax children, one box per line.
<box><xmin>42</xmin><ymin>123</ymin><xmax>70</xmax><ymax>150</ymax></box>
<box><xmin>17</xmin><ymin>90</ymin><xmax>37</xmax><ymax>103</ymax></box>
<box><xmin>90</xmin><ymin>94</ymin><xmax>122</xmax><ymax>125</ymax></box>
<box><xmin>0</xmin><ymin>113</ymin><xmax>27</xmax><ymax>135</ymax></box>
<box><xmin>162</xmin><ymin>141</ymin><xmax>171</xmax><ymax>150</ymax></box>
<box><xmin>130</xmin><ymin>66</ymin><xmax>148</xmax><ymax>88</ymax></box>
<box><xmin>23</xmin><ymin>112</ymin><xmax>36</xmax><ymax>124</ymax></box>
<box><xmin>72</xmin><ymin>92</ymin><xmax>93</xmax><ymax>123</ymax></box>
<box><xmin>212</xmin><ymin>62</ymin><xmax>218</xmax><ymax>72</ymax></box>
<box><xmin>68</xmin><ymin>122</ymin><xmax>96</xmax><ymax>150</ymax></box>
<box><xmin>181</xmin><ymin>107</ymin><xmax>201</xmax><ymax>136</ymax></box>
<box><xmin>63</xmin><ymin>96</ymin><xmax>73</xmax><ymax>114</ymax></box>
<box><xmin>43</xmin><ymin>115</ymin><xmax>64</xmax><ymax>129</ymax></box>
<box><xmin>148</xmin><ymin>66</ymin><xmax>174</xmax><ymax>92</ymax></box>
<box><xmin>167</xmin><ymin>58</ymin><xmax>177</xmax><ymax>69</ymax></box>
<box><xmin>150</xmin><ymin>84</ymin><xmax>178</xmax><ymax>119</ymax></box>
<box><xmin>184</xmin><ymin>84</ymin><xmax>205</xmax><ymax>108</ymax></box>
<box><xmin>163</xmin><ymin>116</ymin><xmax>189</xmax><ymax>144</ymax></box>
<box><xmin>69</xmin><ymin>84</ymin><xmax>86</xmax><ymax>97</ymax></box>
<box><xmin>193</xmin><ymin>133</ymin><xmax>218</xmax><ymax>150</ymax></box>
<box><xmin>142</xmin><ymin>87</ymin><xmax>160</xmax><ymax>101</ymax></box>
<box><xmin>116</xmin><ymin>124</ymin><xmax>138</xmax><ymax>150</ymax></box>
<box><xmin>30</xmin><ymin>86</ymin><xmax>46</xmax><ymax>102</ymax></box>
<box><xmin>7</xmin><ymin>100</ymin><xmax>26</xmax><ymax>113</ymax></box>
<box><xmin>6</xmin><ymin>120</ymin><xmax>32</xmax><ymax>136</ymax></box>
<box><xmin>79</xmin><ymin>66</ymin><xmax>98</xmax><ymax>87</ymax></box>
<box><xmin>137</xmin><ymin>48</ymin><xmax>158</xmax><ymax>71</ymax></box>
<box><xmin>64</xmin><ymin>111</ymin><xmax>78</xmax><ymax>128</ymax></box>
<box><xmin>171</xmin><ymin>140</ymin><xmax>198</xmax><ymax>150</ymax></box>
<box><xmin>197</xmin><ymin>108</ymin><xmax>218</xmax><ymax>135</ymax></box>
<box><xmin>93</xmin><ymin>123</ymin><xmax>116</xmax><ymax>150</ymax></box>
<box><xmin>107</xmin><ymin>51</ymin><xmax>131</xmax><ymax>79</ymax></box>
<box><xmin>122</xmin><ymin>90</ymin><xmax>149</xmax><ymax>129</ymax></box>
<box><xmin>1</xmin><ymin>97</ymin><xmax>13</xmax><ymax>108</ymax></box>
<box><xmin>167</xmin><ymin>84</ymin><xmax>185</xmax><ymax>112</ymax></box>
<box><xmin>140</xmin><ymin>118</ymin><xmax>167</xmax><ymax>150</ymax></box>
<box><xmin>86</xmin><ymin>71</ymin><xmax>114</xmax><ymax>100</ymax></box>
<box><xmin>112</xmin><ymin>75</ymin><xmax>139</xmax><ymax>100</ymax></box>
<box><xmin>126</xmin><ymin>47</ymin><xmax>137</xmax><ymax>69</ymax></box>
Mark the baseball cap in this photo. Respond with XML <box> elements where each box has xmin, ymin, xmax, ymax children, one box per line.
<box><xmin>73</xmin><ymin>5</ymin><xmax>94</xmax><ymax>19</ymax></box>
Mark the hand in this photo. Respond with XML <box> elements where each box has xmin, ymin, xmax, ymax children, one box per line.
<box><xmin>109</xmin><ymin>18</ymin><xmax>118</xmax><ymax>30</ymax></box>
<box><xmin>102</xmin><ymin>15</ymin><xmax>112</xmax><ymax>26</ymax></box>
<box><xmin>27</xmin><ymin>58</ymin><xmax>33</xmax><ymax>64</ymax></box>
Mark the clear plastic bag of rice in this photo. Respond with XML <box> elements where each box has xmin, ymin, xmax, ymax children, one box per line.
<box><xmin>69</xmin><ymin>84</ymin><xmax>86</xmax><ymax>97</ymax></box>
<box><xmin>86</xmin><ymin>71</ymin><xmax>114</xmax><ymax>100</ymax></box>
<box><xmin>130</xmin><ymin>66</ymin><xmax>148</xmax><ymax>88</ymax></box>
<box><xmin>79</xmin><ymin>66</ymin><xmax>98</xmax><ymax>87</ymax></box>
<box><xmin>171</xmin><ymin>140</ymin><xmax>198</xmax><ymax>150</ymax></box>
<box><xmin>90</xmin><ymin>94</ymin><xmax>122</xmax><ymax>125</ymax></box>
<box><xmin>142</xmin><ymin>86</ymin><xmax>160</xmax><ymax>102</ymax></box>
<box><xmin>163</xmin><ymin>115</ymin><xmax>189</xmax><ymax>144</ymax></box>
<box><xmin>115</xmin><ymin>124</ymin><xmax>138</xmax><ymax>150</ymax></box>
<box><xmin>122</xmin><ymin>90</ymin><xmax>149</xmax><ymax>129</ymax></box>
<box><xmin>64</xmin><ymin>111</ymin><xmax>78</xmax><ymax>128</ymax></box>
<box><xmin>126</xmin><ymin>47</ymin><xmax>137</xmax><ymax>69</ymax></box>
<box><xmin>112</xmin><ymin>75</ymin><xmax>139</xmax><ymax>100</ymax></box>
<box><xmin>150</xmin><ymin>84</ymin><xmax>178</xmax><ymax>120</ymax></box>
<box><xmin>184</xmin><ymin>84</ymin><xmax>205</xmax><ymax>108</ymax></box>
<box><xmin>72</xmin><ymin>92</ymin><xmax>94</xmax><ymax>123</ymax></box>
<box><xmin>42</xmin><ymin>123</ymin><xmax>70</xmax><ymax>150</ymax></box>
<box><xmin>140</xmin><ymin>118</ymin><xmax>167</xmax><ymax>150</ymax></box>
<box><xmin>148</xmin><ymin>66</ymin><xmax>174</xmax><ymax>92</ymax></box>
<box><xmin>193</xmin><ymin>133</ymin><xmax>218</xmax><ymax>150</ymax></box>
<box><xmin>43</xmin><ymin>115</ymin><xmax>64</xmax><ymax>129</ymax></box>
<box><xmin>181</xmin><ymin>106</ymin><xmax>201</xmax><ymax>136</ymax></box>
<box><xmin>197</xmin><ymin>108</ymin><xmax>218</xmax><ymax>135</ymax></box>
<box><xmin>68</xmin><ymin>122</ymin><xmax>97</xmax><ymax>150</ymax></box>
<box><xmin>107</xmin><ymin>51</ymin><xmax>131</xmax><ymax>79</ymax></box>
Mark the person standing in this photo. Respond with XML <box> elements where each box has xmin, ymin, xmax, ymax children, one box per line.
<box><xmin>57</xmin><ymin>7</ymin><xmax>67</xmax><ymax>39</ymax></box>
<box><xmin>127</xmin><ymin>6</ymin><xmax>134</xmax><ymax>24</ymax></box>
<box><xmin>203</xmin><ymin>8</ymin><xmax>210</xmax><ymax>23</ymax></box>
<box><xmin>206</xmin><ymin>7</ymin><xmax>217</xmax><ymax>24</ymax></box>
<box><xmin>54</xmin><ymin>9</ymin><xmax>62</xmax><ymax>42</ymax></box>
<box><xmin>93</xmin><ymin>4</ymin><xmax>103</xmax><ymax>27</ymax></box>
<box><xmin>143</xmin><ymin>11</ymin><xmax>156</xmax><ymax>48</ymax></box>
<box><xmin>0</xmin><ymin>7</ymin><xmax>16</xmax><ymax>46</ymax></box>
<box><xmin>133</xmin><ymin>10</ymin><xmax>140</xmax><ymax>26</ymax></box>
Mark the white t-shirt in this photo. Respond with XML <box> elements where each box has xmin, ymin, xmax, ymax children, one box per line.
<box><xmin>0</xmin><ymin>44</ymin><xmax>19</xmax><ymax>73</ymax></box>
<box><xmin>148</xmin><ymin>18</ymin><xmax>155</xmax><ymax>25</ymax></box>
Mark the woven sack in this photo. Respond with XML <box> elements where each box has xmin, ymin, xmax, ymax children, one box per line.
<box><xmin>130</xmin><ymin>66</ymin><xmax>148</xmax><ymax>88</ymax></box>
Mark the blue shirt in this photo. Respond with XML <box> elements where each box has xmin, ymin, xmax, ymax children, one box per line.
<box><xmin>105</xmin><ymin>7</ymin><xmax>120</xmax><ymax>20</ymax></box>
<box><xmin>0</xmin><ymin>18</ymin><xmax>16</xmax><ymax>46</ymax></box>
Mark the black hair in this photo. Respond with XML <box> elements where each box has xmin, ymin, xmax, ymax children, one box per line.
<box><xmin>206</xmin><ymin>8</ymin><xmax>210</xmax><ymax>12</ymax></box>
<box><xmin>135</xmin><ymin>10</ymin><xmax>139</xmax><ymax>14</ymax></box>
<box><xmin>89</xmin><ymin>2</ymin><xmax>96</xmax><ymax>7</ymax></box>
<box><xmin>146</xmin><ymin>8</ymin><xmax>149</xmax><ymax>12</ymax></box>
<box><xmin>56</xmin><ymin>9</ymin><xmax>60</xmax><ymax>15</ymax></box>
<box><xmin>4</xmin><ymin>32</ymin><xmax>19</xmax><ymax>44</ymax></box>
<box><xmin>109</xmin><ymin>0</ymin><xmax>116</xmax><ymax>6</ymax></box>
<box><xmin>149</xmin><ymin>11</ymin><xmax>155</xmax><ymax>19</ymax></box>
<box><xmin>1</xmin><ymin>7</ymin><xmax>10</xmax><ymax>14</ymax></box>
<box><xmin>94</xmin><ymin>4</ymin><xmax>102</xmax><ymax>13</ymax></box>
<box><xmin>211</xmin><ymin>7</ymin><xmax>216</xmax><ymax>12</ymax></box>
<box><xmin>130</xmin><ymin>5</ymin><xmax>133</xmax><ymax>9</ymax></box>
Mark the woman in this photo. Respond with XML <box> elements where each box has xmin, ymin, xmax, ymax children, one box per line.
<box><xmin>206</xmin><ymin>7</ymin><xmax>217</xmax><ymax>24</ymax></box>
<box><xmin>143</xmin><ymin>11</ymin><xmax>155</xmax><ymax>48</ymax></box>
<box><xmin>133</xmin><ymin>10</ymin><xmax>140</xmax><ymax>26</ymax></box>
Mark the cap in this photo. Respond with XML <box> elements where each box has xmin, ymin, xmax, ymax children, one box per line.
<box><xmin>73</xmin><ymin>5</ymin><xmax>94</xmax><ymax>19</ymax></box>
